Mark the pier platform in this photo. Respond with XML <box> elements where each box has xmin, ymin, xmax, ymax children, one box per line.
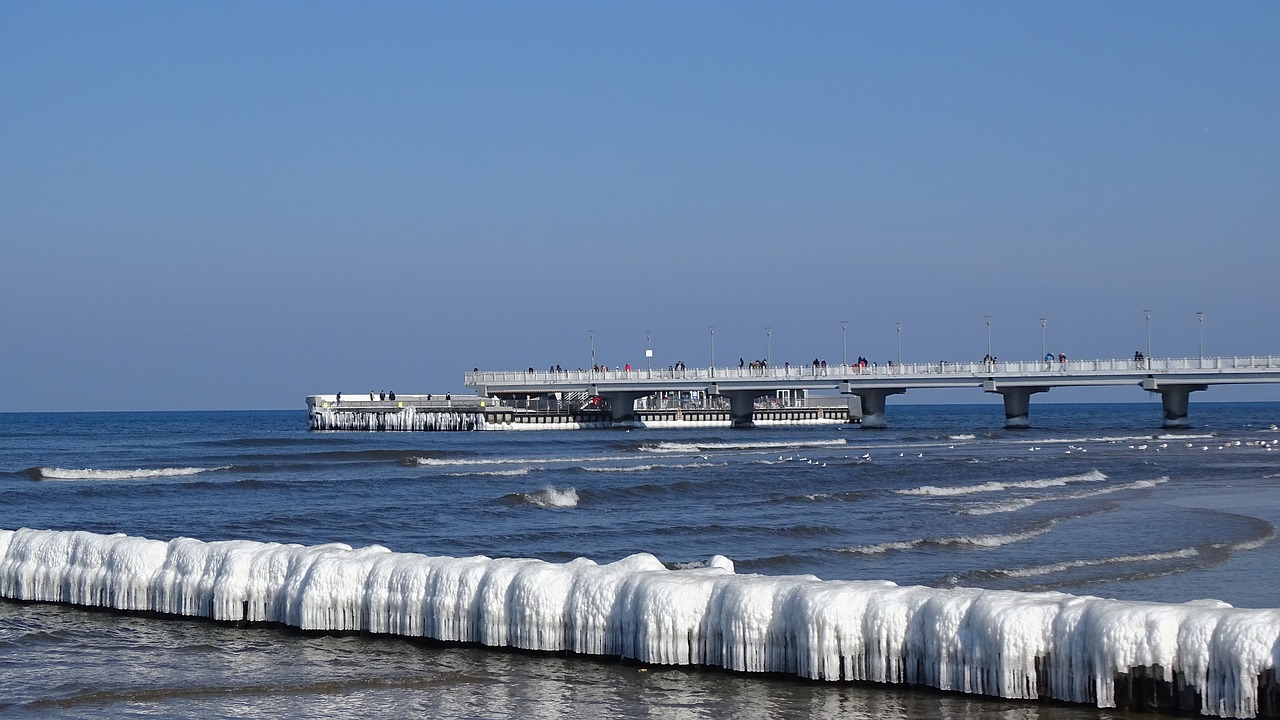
<box><xmin>306</xmin><ymin>395</ymin><xmax>858</xmax><ymax>431</ymax></box>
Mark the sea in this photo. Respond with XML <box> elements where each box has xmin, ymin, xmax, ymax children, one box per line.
<box><xmin>2</xmin><ymin>402</ymin><xmax>1279</xmax><ymax>719</ymax></box>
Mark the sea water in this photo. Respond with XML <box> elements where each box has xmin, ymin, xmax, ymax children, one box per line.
<box><xmin>1</xmin><ymin>403</ymin><xmax>1278</xmax><ymax>718</ymax></box>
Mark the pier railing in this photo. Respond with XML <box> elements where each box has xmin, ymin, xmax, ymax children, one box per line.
<box><xmin>466</xmin><ymin>356</ymin><xmax>1280</xmax><ymax>386</ymax></box>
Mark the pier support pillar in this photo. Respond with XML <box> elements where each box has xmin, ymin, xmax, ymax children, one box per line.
<box><xmin>985</xmin><ymin>384</ymin><xmax>1049</xmax><ymax>429</ymax></box>
<box><xmin>1142</xmin><ymin>380</ymin><xmax>1208</xmax><ymax>428</ymax></box>
<box><xmin>851</xmin><ymin>389</ymin><xmax>905</xmax><ymax>429</ymax></box>
<box><xmin>721</xmin><ymin>390</ymin><xmax>769</xmax><ymax>428</ymax></box>
<box><xmin>598</xmin><ymin>391</ymin><xmax>648</xmax><ymax>427</ymax></box>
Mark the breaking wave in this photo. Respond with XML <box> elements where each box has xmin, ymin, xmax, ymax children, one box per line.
<box><xmin>639</xmin><ymin>439</ymin><xmax>848</xmax><ymax>454</ymax></box>
<box><xmin>580</xmin><ymin>462</ymin><xmax>725</xmax><ymax>473</ymax></box>
<box><xmin>444</xmin><ymin>467</ymin><xmax>534</xmax><ymax>478</ymax></box>
<box><xmin>897</xmin><ymin>470</ymin><xmax>1108</xmax><ymax>497</ymax></box>
<box><xmin>959</xmin><ymin>478</ymin><xmax>1168</xmax><ymax>515</ymax></box>
<box><xmin>833</xmin><ymin>522</ymin><xmax>1057</xmax><ymax>555</ymax></box>
<box><xmin>415</xmin><ymin>454</ymin><xmax>628</xmax><ymax>467</ymax></box>
<box><xmin>24</xmin><ymin>466</ymin><xmax>229</xmax><ymax>481</ymax></box>
<box><xmin>503</xmin><ymin>485</ymin><xmax>579</xmax><ymax>508</ymax></box>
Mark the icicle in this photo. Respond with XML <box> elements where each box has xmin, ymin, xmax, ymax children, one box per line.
<box><xmin>3</xmin><ymin>526</ymin><xmax>1280</xmax><ymax>718</ymax></box>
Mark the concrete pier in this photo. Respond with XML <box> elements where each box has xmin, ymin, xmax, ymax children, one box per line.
<box><xmin>848</xmin><ymin>388</ymin><xmax>905</xmax><ymax>429</ymax></box>
<box><xmin>984</xmin><ymin>383</ymin><xmax>1051</xmax><ymax>429</ymax></box>
<box><xmin>1142</xmin><ymin>379</ymin><xmax>1209</xmax><ymax>428</ymax></box>
<box><xmin>468</xmin><ymin>356</ymin><xmax>1280</xmax><ymax>430</ymax></box>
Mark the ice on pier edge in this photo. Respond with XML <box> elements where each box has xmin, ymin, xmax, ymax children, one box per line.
<box><xmin>2</xmin><ymin>528</ymin><xmax>1279</xmax><ymax>718</ymax></box>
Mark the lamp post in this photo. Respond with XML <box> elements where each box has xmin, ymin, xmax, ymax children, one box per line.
<box><xmin>1144</xmin><ymin>309</ymin><xmax>1152</xmax><ymax>360</ymax></box>
<box><xmin>645</xmin><ymin>330</ymin><xmax>652</xmax><ymax>374</ymax></box>
<box><xmin>765</xmin><ymin>326</ymin><xmax>772</xmax><ymax>366</ymax></box>
<box><xmin>708</xmin><ymin>326</ymin><xmax>716</xmax><ymax>371</ymax></box>
<box><xmin>841</xmin><ymin>320</ymin><xmax>848</xmax><ymax>366</ymax></box>
<box><xmin>589</xmin><ymin>330</ymin><xmax>596</xmax><ymax>369</ymax></box>
<box><xmin>1197</xmin><ymin>312</ymin><xmax>1205</xmax><ymax>360</ymax></box>
<box><xmin>895</xmin><ymin>322</ymin><xmax>901</xmax><ymax>365</ymax></box>
<box><xmin>1040</xmin><ymin>317</ymin><xmax>1047</xmax><ymax>359</ymax></box>
<box><xmin>985</xmin><ymin>315</ymin><xmax>992</xmax><ymax>359</ymax></box>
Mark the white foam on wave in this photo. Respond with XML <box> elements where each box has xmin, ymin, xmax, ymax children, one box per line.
<box><xmin>640</xmin><ymin>439</ymin><xmax>848</xmax><ymax>454</ymax></box>
<box><xmin>34</xmin><ymin>466</ymin><xmax>229</xmax><ymax>481</ymax></box>
<box><xmin>416</xmin><ymin>454</ymin><xmax>628</xmax><ymax>467</ymax></box>
<box><xmin>581</xmin><ymin>462</ymin><xmax>724</xmax><ymax>473</ymax></box>
<box><xmin>994</xmin><ymin>548</ymin><xmax>1202</xmax><ymax>579</ymax></box>
<box><xmin>3</xmin><ymin>526</ymin><xmax>1273</xmax><ymax>717</ymax></box>
<box><xmin>445</xmin><ymin>467</ymin><xmax>533</xmax><ymax>477</ymax></box>
<box><xmin>960</xmin><ymin>478</ymin><xmax>1168</xmax><ymax>516</ymax></box>
<box><xmin>949</xmin><ymin>434</ymin><xmax>977</xmax><ymax>441</ymax></box>
<box><xmin>897</xmin><ymin>470</ymin><xmax>1108</xmax><ymax>497</ymax></box>
<box><xmin>835</xmin><ymin>523</ymin><xmax>1055</xmax><ymax>555</ymax></box>
<box><xmin>512</xmin><ymin>485</ymin><xmax>579</xmax><ymax>508</ymax></box>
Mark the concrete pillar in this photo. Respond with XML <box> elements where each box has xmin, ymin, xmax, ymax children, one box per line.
<box><xmin>1149</xmin><ymin>383</ymin><xmax>1208</xmax><ymax>428</ymax></box>
<box><xmin>722</xmin><ymin>390</ymin><xmax>769</xmax><ymax>428</ymax></box>
<box><xmin>990</xmin><ymin>386</ymin><xmax>1049</xmax><ymax>429</ymax></box>
<box><xmin>852</xmin><ymin>389</ymin><xmax>905</xmax><ymax>429</ymax></box>
<box><xmin>598</xmin><ymin>391</ymin><xmax>648</xmax><ymax>427</ymax></box>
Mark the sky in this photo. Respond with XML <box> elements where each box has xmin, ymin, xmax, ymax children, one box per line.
<box><xmin>2</xmin><ymin>1</ymin><xmax>1277</xmax><ymax>411</ymax></box>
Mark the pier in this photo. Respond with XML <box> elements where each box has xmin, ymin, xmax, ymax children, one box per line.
<box><xmin>306</xmin><ymin>394</ymin><xmax>856</xmax><ymax>431</ymax></box>
<box><xmin>464</xmin><ymin>355</ymin><xmax>1280</xmax><ymax>429</ymax></box>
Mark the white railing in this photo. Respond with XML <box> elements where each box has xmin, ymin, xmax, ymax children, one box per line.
<box><xmin>465</xmin><ymin>356</ymin><xmax>1280</xmax><ymax>386</ymax></box>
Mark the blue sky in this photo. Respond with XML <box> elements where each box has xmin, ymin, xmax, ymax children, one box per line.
<box><xmin>2</xmin><ymin>1</ymin><xmax>1277</xmax><ymax>411</ymax></box>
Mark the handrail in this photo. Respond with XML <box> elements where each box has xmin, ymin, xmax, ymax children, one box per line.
<box><xmin>464</xmin><ymin>356</ymin><xmax>1280</xmax><ymax>386</ymax></box>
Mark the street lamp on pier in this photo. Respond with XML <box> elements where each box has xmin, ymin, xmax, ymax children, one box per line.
<box><xmin>1144</xmin><ymin>310</ymin><xmax>1152</xmax><ymax>360</ymax></box>
<box><xmin>985</xmin><ymin>315</ymin><xmax>992</xmax><ymax>358</ymax></box>
<box><xmin>708</xmin><ymin>326</ymin><xmax>716</xmax><ymax>371</ymax></box>
<box><xmin>895</xmin><ymin>322</ymin><xmax>901</xmax><ymax>365</ymax></box>
<box><xmin>1197</xmin><ymin>312</ymin><xmax>1205</xmax><ymax>360</ymax></box>
<box><xmin>589</xmin><ymin>330</ymin><xmax>596</xmax><ymax>368</ymax></box>
<box><xmin>841</xmin><ymin>320</ymin><xmax>848</xmax><ymax>366</ymax></box>
<box><xmin>645</xmin><ymin>330</ymin><xmax>652</xmax><ymax>374</ymax></box>
<box><xmin>765</xmin><ymin>326</ymin><xmax>772</xmax><ymax>366</ymax></box>
<box><xmin>1040</xmin><ymin>317</ymin><xmax>1047</xmax><ymax>359</ymax></box>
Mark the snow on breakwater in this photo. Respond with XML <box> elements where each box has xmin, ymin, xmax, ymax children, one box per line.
<box><xmin>310</xmin><ymin>407</ymin><xmax>484</xmax><ymax>431</ymax></box>
<box><xmin>1</xmin><ymin>528</ymin><xmax>1279</xmax><ymax>717</ymax></box>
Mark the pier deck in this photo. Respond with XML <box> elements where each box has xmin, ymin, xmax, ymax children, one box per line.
<box><xmin>465</xmin><ymin>356</ymin><xmax>1280</xmax><ymax>428</ymax></box>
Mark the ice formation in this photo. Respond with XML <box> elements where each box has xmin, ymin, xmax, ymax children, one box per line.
<box><xmin>1</xmin><ymin>527</ymin><xmax>1278</xmax><ymax>718</ymax></box>
<box><xmin>309</xmin><ymin>406</ymin><xmax>484</xmax><ymax>431</ymax></box>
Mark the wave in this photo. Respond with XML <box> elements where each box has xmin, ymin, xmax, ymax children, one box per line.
<box><xmin>991</xmin><ymin>548</ymin><xmax>1203</xmax><ymax>579</ymax></box>
<box><xmin>959</xmin><ymin>478</ymin><xmax>1168</xmax><ymax>515</ymax></box>
<box><xmin>785</xmin><ymin>491</ymin><xmax>868</xmax><ymax>503</ymax></box>
<box><xmin>415</xmin><ymin>454</ymin><xmax>629</xmax><ymax>468</ymax></box>
<box><xmin>579</xmin><ymin>461</ymin><xmax>725</xmax><ymax>473</ymax></box>
<box><xmin>833</xmin><ymin>522</ymin><xmax>1056</xmax><ymax>555</ymax></box>
<box><xmin>949</xmin><ymin>434</ymin><xmax>977</xmax><ymax>441</ymax></box>
<box><xmin>197</xmin><ymin>437</ymin><xmax>315</xmax><ymax>448</ymax></box>
<box><xmin>897</xmin><ymin>470</ymin><xmax>1108</xmax><ymax>497</ymax></box>
<box><xmin>445</xmin><ymin>467</ymin><xmax>535</xmax><ymax>478</ymax></box>
<box><xmin>24</xmin><ymin>466</ymin><xmax>230</xmax><ymax>481</ymax></box>
<box><xmin>638</xmin><ymin>439</ymin><xmax>848</xmax><ymax>454</ymax></box>
<box><xmin>503</xmin><ymin>485</ymin><xmax>579</xmax><ymax>508</ymax></box>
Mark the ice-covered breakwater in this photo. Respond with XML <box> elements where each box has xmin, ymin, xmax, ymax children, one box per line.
<box><xmin>309</xmin><ymin>405</ymin><xmax>484</xmax><ymax>431</ymax></box>
<box><xmin>2</xmin><ymin>528</ymin><xmax>1278</xmax><ymax>718</ymax></box>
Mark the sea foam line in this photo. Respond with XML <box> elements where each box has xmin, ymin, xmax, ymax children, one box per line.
<box><xmin>0</xmin><ymin>527</ymin><xmax>1276</xmax><ymax>718</ymax></box>
<box><xmin>640</xmin><ymin>439</ymin><xmax>848</xmax><ymax>454</ymax></box>
<box><xmin>897</xmin><ymin>470</ymin><xmax>1108</xmax><ymax>497</ymax></box>
<box><xmin>30</xmin><ymin>466</ymin><xmax>229</xmax><ymax>481</ymax></box>
<box><xmin>960</xmin><ymin>478</ymin><xmax>1168</xmax><ymax>516</ymax></box>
